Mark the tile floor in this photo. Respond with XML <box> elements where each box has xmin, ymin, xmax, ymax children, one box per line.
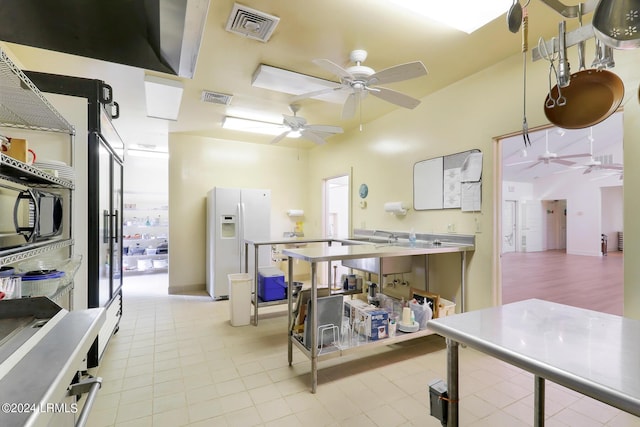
<box><xmin>86</xmin><ymin>274</ymin><xmax>640</xmax><ymax>426</ymax></box>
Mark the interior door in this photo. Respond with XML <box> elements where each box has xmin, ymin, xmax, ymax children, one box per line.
<box><xmin>98</xmin><ymin>141</ymin><xmax>112</xmax><ymax>307</ymax></box>
<box><xmin>111</xmin><ymin>157</ymin><xmax>123</xmax><ymax>297</ymax></box>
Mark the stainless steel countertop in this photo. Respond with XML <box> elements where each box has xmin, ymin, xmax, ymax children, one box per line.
<box><xmin>428</xmin><ymin>299</ymin><xmax>640</xmax><ymax>416</ymax></box>
<box><xmin>244</xmin><ymin>236</ymin><xmax>332</xmax><ymax>246</ymax></box>
<box><xmin>0</xmin><ymin>306</ymin><xmax>105</xmax><ymax>427</ymax></box>
<box><xmin>281</xmin><ymin>240</ymin><xmax>474</xmax><ymax>262</ymax></box>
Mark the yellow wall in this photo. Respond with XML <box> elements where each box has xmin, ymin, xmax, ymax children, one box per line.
<box><xmin>168</xmin><ymin>134</ymin><xmax>310</xmax><ymax>293</ymax></box>
<box><xmin>169</xmin><ymin>43</ymin><xmax>640</xmax><ymax>317</ymax></box>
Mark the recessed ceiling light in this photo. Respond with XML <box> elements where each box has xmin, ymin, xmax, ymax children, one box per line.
<box><xmin>388</xmin><ymin>0</ymin><xmax>512</xmax><ymax>34</ymax></box>
<box><xmin>144</xmin><ymin>75</ymin><xmax>184</xmax><ymax>120</ymax></box>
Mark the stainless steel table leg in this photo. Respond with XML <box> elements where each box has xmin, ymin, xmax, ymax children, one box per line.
<box><xmin>460</xmin><ymin>252</ymin><xmax>466</xmax><ymax>313</ymax></box>
<box><xmin>535</xmin><ymin>375</ymin><xmax>545</xmax><ymax>427</ymax></box>
<box><xmin>311</xmin><ymin>262</ymin><xmax>318</xmax><ymax>393</ymax></box>
<box><xmin>447</xmin><ymin>338</ymin><xmax>459</xmax><ymax>427</ymax></box>
<box><xmin>288</xmin><ymin>255</ymin><xmax>293</xmax><ymax>366</ymax></box>
<box><xmin>253</xmin><ymin>243</ymin><xmax>259</xmax><ymax>326</ymax></box>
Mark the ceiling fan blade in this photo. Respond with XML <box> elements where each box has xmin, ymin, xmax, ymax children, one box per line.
<box><xmin>300</xmin><ymin>130</ymin><xmax>328</xmax><ymax>145</ymax></box>
<box><xmin>524</xmin><ymin>161</ymin><xmax>543</xmax><ymax>170</ymax></box>
<box><xmin>369</xmin><ymin>86</ymin><xmax>421</xmax><ymax>109</ymax></box>
<box><xmin>290</xmin><ymin>86</ymin><xmax>344</xmax><ymax>103</ymax></box>
<box><xmin>368</xmin><ymin>61</ymin><xmax>428</xmax><ymax>85</ymax></box>
<box><xmin>305</xmin><ymin>124</ymin><xmax>343</xmax><ymax>134</ymax></box>
<box><xmin>556</xmin><ymin>152</ymin><xmax>592</xmax><ymax>160</ymax></box>
<box><xmin>552</xmin><ymin>159</ymin><xmax>575</xmax><ymax>166</ymax></box>
<box><xmin>505</xmin><ymin>160</ymin><xmax>534</xmax><ymax>167</ymax></box>
<box><xmin>269</xmin><ymin>131</ymin><xmax>290</xmax><ymax>145</ymax></box>
<box><xmin>312</xmin><ymin>58</ymin><xmax>354</xmax><ymax>80</ymax></box>
<box><xmin>602</xmin><ymin>164</ymin><xmax>623</xmax><ymax>170</ymax></box>
<box><xmin>342</xmin><ymin>92</ymin><xmax>358</xmax><ymax>119</ymax></box>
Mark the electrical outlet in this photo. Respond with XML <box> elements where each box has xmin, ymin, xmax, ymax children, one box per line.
<box><xmin>447</xmin><ymin>223</ymin><xmax>456</xmax><ymax>233</ymax></box>
<box><xmin>475</xmin><ymin>217</ymin><xmax>482</xmax><ymax>233</ymax></box>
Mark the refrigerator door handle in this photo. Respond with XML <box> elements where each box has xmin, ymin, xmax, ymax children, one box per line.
<box><xmin>238</xmin><ymin>202</ymin><xmax>245</xmax><ymax>262</ymax></box>
<box><xmin>113</xmin><ymin>209</ymin><xmax>119</xmax><ymax>243</ymax></box>
<box><xmin>103</xmin><ymin>210</ymin><xmax>110</xmax><ymax>243</ymax></box>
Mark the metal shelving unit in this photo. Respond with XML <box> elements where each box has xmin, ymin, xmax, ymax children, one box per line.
<box><xmin>0</xmin><ymin>153</ymin><xmax>74</xmax><ymax>189</ymax></box>
<box><xmin>0</xmin><ymin>49</ymin><xmax>74</xmax><ymax>134</ymax></box>
<box><xmin>0</xmin><ymin>47</ymin><xmax>75</xmax><ymax>282</ymax></box>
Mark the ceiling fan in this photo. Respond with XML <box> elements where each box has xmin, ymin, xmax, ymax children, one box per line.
<box><xmin>291</xmin><ymin>49</ymin><xmax>428</xmax><ymax>119</ymax></box>
<box><xmin>579</xmin><ymin>131</ymin><xmax>623</xmax><ymax>174</ymax></box>
<box><xmin>270</xmin><ymin>104</ymin><xmax>343</xmax><ymax>145</ymax></box>
<box><xmin>506</xmin><ymin>130</ymin><xmax>590</xmax><ymax>169</ymax></box>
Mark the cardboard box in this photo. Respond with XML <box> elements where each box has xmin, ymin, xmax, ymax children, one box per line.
<box><xmin>355</xmin><ymin>307</ymin><xmax>388</xmax><ymax>341</ymax></box>
<box><xmin>4</xmin><ymin>138</ymin><xmax>28</xmax><ymax>163</ymax></box>
<box><xmin>343</xmin><ymin>299</ymin><xmax>369</xmax><ymax>325</ymax></box>
<box><xmin>437</xmin><ymin>298</ymin><xmax>456</xmax><ymax>318</ymax></box>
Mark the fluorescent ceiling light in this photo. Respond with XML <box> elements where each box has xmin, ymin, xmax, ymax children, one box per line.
<box><xmin>252</xmin><ymin>64</ymin><xmax>348</xmax><ymax>104</ymax></box>
<box><xmin>222</xmin><ymin>116</ymin><xmax>300</xmax><ymax>138</ymax></box>
<box><xmin>144</xmin><ymin>75</ymin><xmax>184</xmax><ymax>120</ymax></box>
<box><xmin>388</xmin><ymin>0</ymin><xmax>512</xmax><ymax>34</ymax></box>
<box><xmin>127</xmin><ymin>148</ymin><xmax>169</xmax><ymax>159</ymax></box>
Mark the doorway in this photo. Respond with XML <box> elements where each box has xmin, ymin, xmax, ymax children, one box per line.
<box><xmin>323</xmin><ymin>174</ymin><xmax>350</xmax><ymax>286</ymax></box>
<box><xmin>496</xmin><ymin>112</ymin><xmax>624</xmax><ymax>314</ymax></box>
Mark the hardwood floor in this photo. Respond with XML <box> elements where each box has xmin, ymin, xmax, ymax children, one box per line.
<box><xmin>501</xmin><ymin>250</ymin><xmax>623</xmax><ymax>315</ymax></box>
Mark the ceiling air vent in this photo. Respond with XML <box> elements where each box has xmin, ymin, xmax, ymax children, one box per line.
<box><xmin>201</xmin><ymin>90</ymin><xmax>233</xmax><ymax>105</ymax></box>
<box><xmin>225</xmin><ymin>3</ymin><xmax>280</xmax><ymax>42</ymax></box>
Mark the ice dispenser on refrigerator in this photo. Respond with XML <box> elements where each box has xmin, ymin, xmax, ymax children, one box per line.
<box><xmin>220</xmin><ymin>215</ymin><xmax>236</xmax><ymax>238</ymax></box>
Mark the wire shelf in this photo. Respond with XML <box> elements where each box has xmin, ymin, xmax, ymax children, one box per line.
<box><xmin>0</xmin><ymin>48</ymin><xmax>74</xmax><ymax>135</ymax></box>
<box><xmin>0</xmin><ymin>239</ymin><xmax>74</xmax><ymax>266</ymax></box>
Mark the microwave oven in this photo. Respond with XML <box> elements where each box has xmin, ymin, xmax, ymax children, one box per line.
<box><xmin>0</xmin><ymin>183</ymin><xmax>63</xmax><ymax>251</ymax></box>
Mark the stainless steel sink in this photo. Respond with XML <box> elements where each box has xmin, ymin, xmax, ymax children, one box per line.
<box><xmin>340</xmin><ymin>237</ymin><xmax>392</xmax><ymax>245</ymax></box>
<box><xmin>391</xmin><ymin>241</ymin><xmax>459</xmax><ymax>249</ymax></box>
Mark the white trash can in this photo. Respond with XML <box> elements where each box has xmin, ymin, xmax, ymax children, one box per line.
<box><xmin>228</xmin><ymin>273</ymin><xmax>252</xmax><ymax>326</ymax></box>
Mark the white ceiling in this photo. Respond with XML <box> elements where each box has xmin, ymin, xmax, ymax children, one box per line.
<box><xmin>3</xmin><ymin>0</ymin><xmax>617</xmax><ymax>156</ymax></box>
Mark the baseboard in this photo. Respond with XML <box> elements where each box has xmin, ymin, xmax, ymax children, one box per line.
<box><xmin>168</xmin><ymin>283</ymin><xmax>206</xmax><ymax>295</ymax></box>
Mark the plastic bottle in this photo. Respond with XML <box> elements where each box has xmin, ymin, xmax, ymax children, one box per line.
<box><xmin>409</xmin><ymin>228</ymin><xmax>417</xmax><ymax>247</ymax></box>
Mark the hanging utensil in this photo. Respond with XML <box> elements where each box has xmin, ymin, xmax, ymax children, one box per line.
<box><xmin>593</xmin><ymin>0</ymin><xmax>640</xmax><ymax>49</ymax></box>
<box><xmin>592</xmin><ymin>38</ymin><xmax>615</xmax><ymax>70</ymax></box>
<box><xmin>557</xmin><ymin>21</ymin><xmax>571</xmax><ymax>88</ymax></box>
<box><xmin>521</xmin><ymin>5</ymin><xmax>531</xmax><ymax>147</ymax></box>
<box><xmin>544</xmin><ymin>13</ymin><xmax>625</xmax><ymax>130</ymax></box>
<box><xmin>507</xmin><ymin>0</ymin><xmax>523</xmax><ymax>33</ymax></box>
<box><xmin>538</xmin><ymin>35</ymin><xmax>565</xmax><ymax>109</ymax></box>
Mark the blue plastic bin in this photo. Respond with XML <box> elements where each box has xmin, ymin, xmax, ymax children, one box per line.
<box><xmin>258</xmin><ymin>267</ymin><xmax>286</xmax><ymax>301</ymax></box>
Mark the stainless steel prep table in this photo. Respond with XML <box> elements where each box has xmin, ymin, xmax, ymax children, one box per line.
<box><xmin>0</xmin><ymin>304</ymin><xmax>105</xmax><ymax>427</ymax></box>
<box><xmin>428</xmin><ymin>299</ymin><xmax>640</xmax><ymax>427</ymax></box>
<box><xmin>282</xmin><ymin>241</ymin><xmax>473</xmax><ymax>393</ymax></box>
<box><xmin>244</xmin><ymin>237</ymin><xmax>334</xmax><ymax>325</ymax></box>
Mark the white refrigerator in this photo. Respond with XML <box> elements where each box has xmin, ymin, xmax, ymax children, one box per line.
<box><xmin>206</xmin><ymin>187</ymin><xmax>272</xmax><ymax>299</ymax></box>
